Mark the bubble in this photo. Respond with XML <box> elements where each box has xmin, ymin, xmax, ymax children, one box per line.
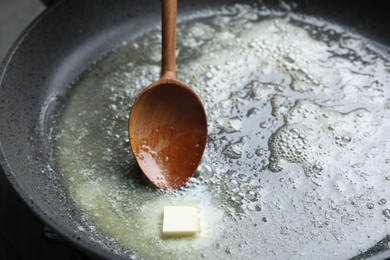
<box><xmin>245</xmin><ymin>190</ymin><xmax>260</xmax><ymax>202</ymax></box>
<box><xmin>224</xmin><ymin>179</ymin><xmax>240</xmax><ymax>190</ymax></box>
<box><xmin>366</xmin><ymin>203</ymin><xmax>374</xmax><ymax>210</ymax></box>
<box><xmin>312</xmin><ymin>164</ymin><xmax>323</xmax><ymax>173</ymax></box>
<box><xmin>232</xmin><ymin>192</ymin><xmax>244</xmax><ymax>202</ymax></box>
<box><xmin>269</xmin><ymin>161</ymin><xmax>283</xmax><ymax>172</ymax></box>
<box><xmin>109</xmin><ymin>104</ymin><xmax>117</xmax><ymax>110</ymax></box>
<box><xmin>383</xmin><ymin>209</ymin><xmax>390</xmax><ymax>219</ymax></box>
<box><xmin>255</xmin><ymin>148</ymin><xmax>267</xmax><ymax>157</ymax></box>
<box><xmin>197</xmin><ymin>163</ymin><xmax>215</xmax><ymax>179</ymax></box>
<box><xmin>269</xmin><ymin>100</ymin><xmax>372</xmax><ymax>179</ymax></box>
<box><xmin>378</xmin><ymin>199</ymin><xmax>387</xmax><ymax>205</ymax></box>
<box><xmin>341</xmin><ymin>136</ymin><xmax>352</xmax><ymax>143</ymax></box>
<box><xmin>260</xmin><ymin>122</ymin><xmax>268</xmax><ymax>128</ymax></box>
<box><xmin>205</xmin><ymin>72</ymin><xmax>214</xmax><ymax>81</ymax></box>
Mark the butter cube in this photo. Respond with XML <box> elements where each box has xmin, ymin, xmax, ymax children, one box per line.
<box><xmin>162</xmin><ymin>206</ymin><xmax>200</xmax><ymax>236</ymax></box>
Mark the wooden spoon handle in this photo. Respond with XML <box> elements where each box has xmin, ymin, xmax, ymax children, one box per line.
<box><xmin>161</xmin><ymin>0</ymin><xmax>177</xmax><ymax>79</ymax></box>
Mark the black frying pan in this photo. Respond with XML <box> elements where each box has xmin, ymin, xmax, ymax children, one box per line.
<box><xmin>1</xmin><ymin>0</ymin><xmax>390</xmax><ymax>259</ymax></box>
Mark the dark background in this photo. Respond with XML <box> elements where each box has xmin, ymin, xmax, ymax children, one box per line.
<box><xmin>0</xmin><ymin>0</ymin><xmax>81</xmax><ymax>259</ymax></box>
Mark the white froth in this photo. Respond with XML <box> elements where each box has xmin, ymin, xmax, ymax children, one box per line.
<box><xmin>55</xmin><ymin>4</ymin><xmax>390</xmax><ymax>260</ymax></box>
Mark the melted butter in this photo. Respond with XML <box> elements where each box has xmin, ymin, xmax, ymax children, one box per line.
<box><xmin>55</xmin><ymin>4</ymin><xmax>390</xmax><ymax>260</ymax></box>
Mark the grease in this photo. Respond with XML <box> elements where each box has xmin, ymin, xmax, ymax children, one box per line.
<box><xmin>55</xmin><ymin>3</ymin><xmax>390</xmax><ymax>260</ymax></box>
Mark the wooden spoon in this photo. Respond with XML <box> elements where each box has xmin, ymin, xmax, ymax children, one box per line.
<box><xmin>128</xmin><ymin>0</ymin><xmax>208</xmax><ymax>190</ymax></box>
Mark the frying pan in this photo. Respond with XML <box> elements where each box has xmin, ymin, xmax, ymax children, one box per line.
<box><xmin>0</xmin><ymin>0</ymin><xmax>390</xmax><ymax>259</ymax></box>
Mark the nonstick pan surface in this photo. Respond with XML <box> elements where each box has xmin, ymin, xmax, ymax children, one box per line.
<box><xmin>1</xmin><ymin>0</ymin><xmax>390</xmax><ymax>259</ymax></box>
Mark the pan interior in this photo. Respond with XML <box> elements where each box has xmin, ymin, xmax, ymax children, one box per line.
<box><xmin>53</xmin><ymin>3</ymin><xmax>390</xmax><ymax>259</ymax></box>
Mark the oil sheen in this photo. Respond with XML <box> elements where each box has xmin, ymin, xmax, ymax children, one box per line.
<box><xmin>55</xmin><ymin>3</ymin><xmax>390</xmax><ymax>259</ymax></box>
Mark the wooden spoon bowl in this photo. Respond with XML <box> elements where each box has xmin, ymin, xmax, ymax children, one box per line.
<box><xmin>129</xmin><ymin>78</ymin><xmax>207</xmax><ymax>189</ymax></box>
<box><xmin>128</xmin><ymin>0</ymin><xmax>207</xmax><ymax>189</ymax></box>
